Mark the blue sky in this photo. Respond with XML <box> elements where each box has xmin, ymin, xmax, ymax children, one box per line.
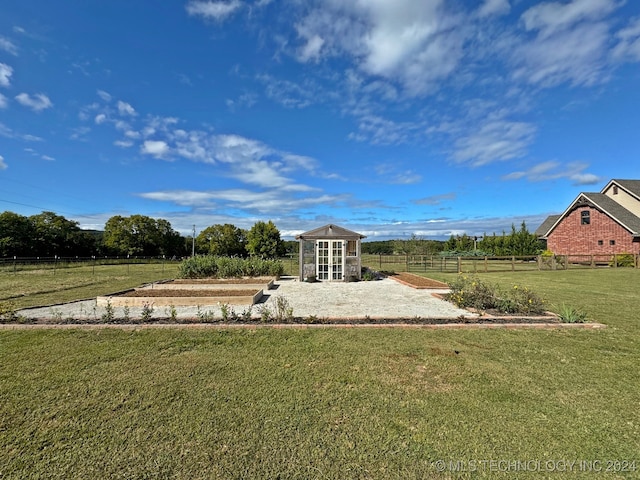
<box><xmin>1</xmin><ymin>0</ymin><xmax>639</xmax><ymax>240</ymax></box>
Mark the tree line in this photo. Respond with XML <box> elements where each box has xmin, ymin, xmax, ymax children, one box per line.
<box><xmin>0</xmin><ymin>211</ymin><xmax>287</xmax><ymax>259</ymax></box>
<box><xmin>1</xmin><ymin>210</ymin><xmax>542</xmax><ymax>258</ymax></box>
<box><xmin>362</xmin><ymin>222</ymin><xmax>543</xmax><ymax>256</ymax></box>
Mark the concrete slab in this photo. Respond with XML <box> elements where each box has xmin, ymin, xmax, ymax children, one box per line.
<box><xmin>16</xmin><ymin>276</ymin><xmax>474</xmax><ymax>322</ymax></box>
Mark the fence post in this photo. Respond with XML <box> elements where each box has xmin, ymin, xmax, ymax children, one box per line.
<box><xmin>457</xmin><ymin>256</ymin><xmax>462</xmax><ymax>273</ymax></box>
<box><xmin>485</xmin><ymin>256</ymin><xmax>488</xmax><ymax>273</ymax></box>
<box><xmin>379</xmin><ymin>254</ymin><xmax>382</xmax><ymax>269</ymax></box>
<box><xmin>511</xmin><ymin>256</ymin><xmax>515</xmax><ymax>271</ymax></box>
<box><xmin>613</xmin><ymin>254</ymin><xmax>617</xmax><ymax>268</ymax></box>
<box><xmin>405</xmin><ymin>254</ymin><xmax>408</xmax><ymax>272</ymax></box>
<box><xmin>13</xmin><ymin>255</ymin><xmax>16</xmax><ymax>275</ymax></box>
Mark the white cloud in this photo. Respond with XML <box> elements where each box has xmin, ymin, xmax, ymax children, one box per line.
<box><xmin>41</xmin><ymin>155</ymin><xmax>55</xmax><ymax>161</ymax></box>
<box><xmin>297</xmin><ymin>34</ymin><xmax>325</xmax><ymax>63</ymax></box>
<box><xmin>0</xmin><ymin>63</ymin><xmax>13</xmax><ymax>87</ymax></box>
<box><xmin>0</xmin><ymin>155</ymin><xmax>7</xmax><ymax>170</ymax></box>
<box><xmin>15</xmin><ymin>93</ymin><xmax>53</xmax><ymax>112</ymax></box>
<box><xmin>412</xmin><ymin>193</ymin><xmax>457</xmax><ymax>206</ymax></box>
<box><xmin>293</xmin><ymin>1</ymin><xmax>467</xmax><ymax>96</ymax></box>
<box><xmin>0</xmin><ymin>93</ymin><xmax>7</xmax><ymax>109</ymax></box>
<box><xmin>114</xmin><ymin>140</ymin><xmax>134</xmax><ymax>148</ymax></box>
<box><xmin>521</xmin><ymin>0</ymin><xmax>617</xmax><ymax>38</ymax></box>
<box><xmin>612</xmin><ymin>17</ymin><xmax>640</xmax><ymax>61</ymax></box>
<box><xmin>141</xmin><ymin>140</ymin><xmax>171</xmax><ymax>158</ymax></box>
<box><xmin>502</xmin><ymin>161</ymin><xmax>600</xmax><ymax>185</ymax></box>
<box><xmin>453</xmin><ymin>118</ymin><xmax>536</xmax><ymax>166</ymax></box>
<box><xmin>513</xmin><ymin>21</ymin><xmax>611</xmax><ymax>87</ymax></box>
<box><xmin>97</xmin><ymin>90</ymin><xmax>112</xmax><ymax>102</ymax></box>
<box><xmin>94</xmin><ymin>113</ymin><xmax>107</xmax><ymax>124</ymax></box>
<box><xmin>477</xmin><ymin>0</ymin><xmax>510</xmax><ymax>18</ymax></box>
<box><xmin>186</xmin><ymin>0</ymin><xmax>242</xmax><ymax>21</ymax></box>
<box><xmin>0</xmin><ymin>122</ymin><xmax>43</xmax><ymax>142</ymax></box>
<box><xmin>0</xmin><ymin>36</ymin><xmax>18</xmax><ymax>56</ymax></box>
<box><xmin>117</xmin><ymin>100</ymin><xmax>137</xmax><ymax>116</ymax></box>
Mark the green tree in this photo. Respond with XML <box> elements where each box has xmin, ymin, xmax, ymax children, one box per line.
<box><xmin>103</xmin><ymin>215</ymin><xmax>183</xmax><ymax>256</ymax></box>
<box><xmin>246</xmin><ymin>220</ymin><xmax>283</xmax><ymax>258</ymax></box>
<box><xmin>0</xmin><ymin>211</ymin><xmax>33</xmax><ymax>257</ymax></box>
<box><xmin>29</xmin><ymin>211</ymin><xmax>95</xmax><ymax>256</ymax></box>
<box><xmin>196</xmin><ymin>224</ymin><xmax>247</xmax><ymax>256</ymax></box>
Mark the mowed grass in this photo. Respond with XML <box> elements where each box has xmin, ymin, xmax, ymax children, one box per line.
<box><xmin>1</xmin><ymin>269</ymin><xmax>640</xmax><ymax>478</ymax></box>
<box><xmin>0</xmin><ymin>263</ymin><xmax>180</xmax><ymax>310</ymax></box>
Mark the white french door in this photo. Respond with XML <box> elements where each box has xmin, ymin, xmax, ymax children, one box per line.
<box><xmin>316</xmin><ymin>240</ymin><xmax>344</xmax><ymax>281</ymax></box>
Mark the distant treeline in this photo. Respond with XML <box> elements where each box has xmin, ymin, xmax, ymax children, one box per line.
<box><xmin>1</xmin><ymin>210</ymin><xmax>543</xmax><ymax>258</ymax></box>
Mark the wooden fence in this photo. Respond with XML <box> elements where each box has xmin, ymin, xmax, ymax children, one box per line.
<box><xmin>361</xmin><ymin>254</ymin><xmax>640</xmax><ymax>274</ymax></box>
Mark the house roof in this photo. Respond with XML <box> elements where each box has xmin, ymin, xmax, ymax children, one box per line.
<box><xmin>295</xmin><ymin>224</ymin><xmax>366</xmax><ymax>240</ymax></box>
<box><xmin>607</xmin><ymin>179</ymin><xmax>640</xmax><ymax>199</ymax></box>
<box><xmin>535</xmin><ymin>215</ymin><xmax>561</xmax><ymax>238</ymax></box>
<box><xmin>539</xmin><ymin>191</ymin><xmax>640</xmax><ymax>238</ymax></box>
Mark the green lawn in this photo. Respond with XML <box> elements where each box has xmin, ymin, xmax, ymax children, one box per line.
<box><xmin>0</xmin><ymin>263</ymin><xmax>181</xmax><ymax>310</ymax></box>
<box><xmin>1</xmin><ymin>269</ymin><xmax>639</xmax><ymax>478</ymax></box>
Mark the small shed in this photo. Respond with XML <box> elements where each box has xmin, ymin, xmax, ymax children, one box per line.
<box><xmin>296</xmin><ymin>224</ymin><xmax>366</xmax><ymax>282</ymax></box>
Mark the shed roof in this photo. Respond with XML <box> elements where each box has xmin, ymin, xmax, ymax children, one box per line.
<box><xmin>296</xmin><ymin>224</ymin><xmax>366</xmax><ymax>240</ymax></box>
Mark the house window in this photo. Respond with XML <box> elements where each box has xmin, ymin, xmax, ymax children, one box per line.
<box><xmin>613</xmin><ymin>186</ymin><xmax>619</xmax><ymax>195</ymax></box>
<box><xmin>581</xmin><ymin>210</ymin><xmax>590</xmax><ymax>225</ymax></box>
<box><xmin>598</xmin><ymin>240</ymin><xmax>603</xmax><ymax>246</ymax></box>
<box><xmin>610</xmin><ymin>240</ymin><xmax>616</xmax><ymax>246</ymax></box>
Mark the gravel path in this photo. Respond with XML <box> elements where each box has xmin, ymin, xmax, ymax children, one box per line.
<box><xmin>15</xmin><ymin>277</ymin><xmax>475</xmax><ymax>322</ymax></box>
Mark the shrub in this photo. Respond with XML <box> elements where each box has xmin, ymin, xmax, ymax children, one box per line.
<box><xmin>447</xmin><ymin>275</ymin><xmax>546</xmax><ymax>315</ymax></box>
<box><xmin>610</xmin><ymin>253</ymin><xmax>636</xmax><ymax>268</ymax></box>
<box><xmin>497</xmin><ymin>284</ymin><xmax>546</xmax><ymax>315</ymax></box>
<box><xmin>447</xmin><ymin>274</ymin><xmax>498</xmax><ymax>311</ymax></box>
<box><xmin>178</xmin><ymin>255</ymin><xmax>284</xmax><ymax>279</ymax></box>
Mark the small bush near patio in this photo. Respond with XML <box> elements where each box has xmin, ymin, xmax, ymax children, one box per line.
<box><xmin>178</xmin><ymin>255</ymin><xmax>284</xmax><ymax>279</ymax></box>
<box><xmin>447</xmin><ymin>274</ymin><xmax>546</xmax><ymax>315</ymax></box>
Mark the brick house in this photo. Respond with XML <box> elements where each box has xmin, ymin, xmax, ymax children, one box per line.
<box><xmin>536</xmin><ymin>179</ymin><xmax>640</xmax><ymax>255</ymax></box>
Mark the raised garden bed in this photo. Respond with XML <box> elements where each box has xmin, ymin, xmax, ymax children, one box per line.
<box><xmin>386</xmin><ymin>272</ymin><xmax>449</xmax><ymax>289</ymax></box>
<box><xmin>145</xmin><ymin>277</ymin><xmax>275</xmax><ymax>291</ymax></box>
<box><xmin>97</xmin><ymin>288</ymin><xmax>263</xmax><ymax>307</ymax></box>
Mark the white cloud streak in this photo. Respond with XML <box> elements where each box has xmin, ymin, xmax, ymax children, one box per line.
<box><xmin>185</xmin><ymin>0</ymin><xmax>242</xmax><ymax>21</ymax></box>
<box><xmin>0</xmin><ymin>63</ymin><xmax>13</xmax><ymax>87</ymax></box>
<box><xmin>502</xmin><ymin>161</ymin><xmax>600</xmax><ymax>185</ymax></box>
<box><xmin>15</xmin><ymin>93</ymin><xmax>53</xmax><ymax>112</ymax></box>
<box><xmin>0</xmin><ymin>154</ymin><xmax>7</xmax><ymax>170</ymax></box>
<box><xmin>0</xmin><ymin>36</ymin><xmax>18</xmax><ymax>56</ymax></box>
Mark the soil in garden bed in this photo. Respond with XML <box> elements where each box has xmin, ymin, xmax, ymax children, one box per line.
<box><xmin>120</xmin><ymin>289</ymin><xmax>258</xmax><ymax>297</ymax></box>
<box><xmin>386</xmin><ymin>272</ymin><xmax>449</xmax><ymax>288</ymax></box>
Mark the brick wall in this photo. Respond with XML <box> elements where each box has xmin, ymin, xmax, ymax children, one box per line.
<box><xmin>547</xmin><ymin>206</ymin><xmax>640</xmax><ymax>255</ymax></box>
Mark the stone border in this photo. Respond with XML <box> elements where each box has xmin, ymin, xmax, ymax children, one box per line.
<box><xmin>0</xmin><ymin>322</ymin><xmax>606</xmax><ymax>330</ymax></box>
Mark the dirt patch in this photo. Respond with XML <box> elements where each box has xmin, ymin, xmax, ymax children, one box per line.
<box><xmin>120</xmin><ymin>289</ymin><xmax>257</xmax><ymax>297</ymax></box>
<box><xmin>386</xmin><ymin>272</ymin><xmax>449</xmax><ymax>289</ymax></box>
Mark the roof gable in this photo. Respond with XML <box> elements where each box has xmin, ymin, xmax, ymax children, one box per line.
<box><xmin>543</xmin><ymin>192</ymin><xmax>640</xmax><ymax>237</ymax></box>
<box><xmin>296</xmin><ymin>224</ymin><xmax>366</xmax><ymax>240</ymax></box>
<box><xmin>606</xmin><ymin>179</ymin><xmax>640</xmax><ymax>199</ymax></box>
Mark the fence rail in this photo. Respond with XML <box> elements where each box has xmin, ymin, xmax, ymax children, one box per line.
<box><xmin>2</xmin><ymin>253</ymin><xmax>638</xmax><ymax>276</ymax></box>
<box><xmin>361</xmin><ymin>253</ymin><xmax>640</xmax><ymax>273</ymax></box>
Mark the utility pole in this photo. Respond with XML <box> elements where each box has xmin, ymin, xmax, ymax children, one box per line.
<box><xmin>192</xmin><ymin>225</ymin><xmax>196</xmax><ymax>257</ymax></box>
